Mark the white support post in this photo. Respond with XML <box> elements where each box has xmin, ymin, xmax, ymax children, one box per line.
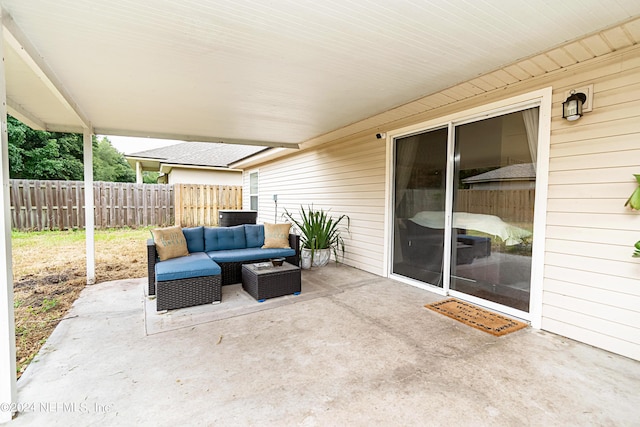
<box><xmin>84</xmin><ymin>130</ymin><xmax>95</xmax><ymax>285</ymax></box>
<box><xmin>0</xmin><ymin>11</ymin><xmax>18</xmax><ymax>422</ymax></box>
<box><xmin>136</xmin><ymin>161</ymin><xmax>143</xmax><ymax>184</ymax></box>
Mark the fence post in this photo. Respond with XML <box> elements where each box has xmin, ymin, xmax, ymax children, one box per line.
<box><xmin>174</xmin><ymin>184</ymin><xmax>182</xmax><ymax>226</ymax></box>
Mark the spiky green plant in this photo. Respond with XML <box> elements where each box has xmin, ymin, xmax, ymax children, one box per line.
<box><xmin>625</xmin><ymin>175</ymin><xmax>640</xmax><ymax>258</ymax></box>
<box><xmin>625</xmin><ymin>174</ymin><xmax>640</xmax><ymax>210</ymax></box>
<box><xmin>283</xmin><ymin>205</ymin><xmax>350</xmax><ymax>265</ymax></box>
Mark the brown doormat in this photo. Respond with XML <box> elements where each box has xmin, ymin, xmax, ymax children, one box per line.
<box><xmin>425</xmin><ymin>298</ymin><xmax>528</xmax><ymax>336</ymax></box>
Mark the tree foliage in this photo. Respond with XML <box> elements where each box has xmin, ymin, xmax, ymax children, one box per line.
<box><xmin>93</xmin><ymin>136</ymin><xmax>136</xmax><ymax>182</ymax></box>
<box><xmin>8</xmin><ymin>116</ymin><xmax>84</xmax><ymax>180</ymax></box>
<box><xmin>143</xmin><ymin>171</ymin><xmax>161</xmax><ymax>184</ymax></box>
<box><xmin>7</xmin><ymin>116</ymin><xmax>135</xmax><ymax>182</ymax></box>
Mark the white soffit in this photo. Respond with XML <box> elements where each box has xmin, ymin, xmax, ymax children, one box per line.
<box><xmin>1</xmin><ymin>0</ymin><xmax>640</xmax><ymax>148</ymax></box>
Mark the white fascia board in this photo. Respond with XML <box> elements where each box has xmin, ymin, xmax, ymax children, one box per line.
<box><xmin>40</xmin><ymin>124</ymin><xmax>86</xmax><ymax>134</ymax></box>
<box><xmin>124</xmin><ymin>155</ymin><xmax>165</xmax><ymax>162</ymax></box>
<box><xmin>158</xmin><ymin>163</ymin><xmax>242</xmax><ymax>174</ymax></box>
<box><xmin>230</xmin><ymin>147</ymin><xmax>295</xmax><ymax>169</ymax></box>
<box><xmin>96</xmin><ymin>128</ymin><xmax>300</xmax><ymax>149</ymax></box>
<box><xmin>124</xmin><ymin>157</ymin><xmax>161</xmax><ymax>171</ymax></box>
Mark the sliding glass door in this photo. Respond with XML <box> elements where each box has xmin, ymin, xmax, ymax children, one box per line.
<box><xmin>392</xmin><ymin>106</ymin><xmax>539</xmax><ymax>315</ymax></box>
<box><xmin>392</xmin><ymin>128</ymin><xmax>448</xmax><ymax>287</ymax></box>
<box><xmin>450</xmin><ymin>108</ymin><xmax>537</xmax><ymax>312</ymax></box>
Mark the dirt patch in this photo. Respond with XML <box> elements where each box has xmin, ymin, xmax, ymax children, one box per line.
<box><xmin>12</xmin><ymin>228</ymin><xmax>149</xmax><ymax>378</ymax></box>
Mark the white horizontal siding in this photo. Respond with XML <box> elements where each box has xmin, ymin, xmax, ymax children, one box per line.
<box><xmin>545</xmin><ymin>279</ymin><xmax>640</xmax><ymax>313</ymax></box>
<box><xmin>547</xmin><ymin>198</ymin><xmax>636</xmax><ymax>214</ymax></box>
<box><xmin>545</xmin><ymin>239</ymin><xmax>638</xmax><ymax>266</ymax></box>
<box><xmin>545</xmin><ymin>226</ymin><xmax>634</xmax><ymax>246</ymax></box>
<box><xmin>545</xmin><ymin>252</ymin><xmax>638</xmax><ymax>281</ymax></box>
<box><xmin>550</xmin><ymin>124</ymin><xmax>640</xmax><ymax>155</ymax></box>
<box><xmin>542</xmin><ymin>315</ymin><xmax>640</xmax><ymax>361</ymax></box>
<box><xmin>246</xmin><ymin>42</ymin><xmax>640</xmax><ymax>360</ymax></box>
<box><xmin>546</xmin><ymin>213</ymin><xmax>639</xmax><ymax>231</ymax></box>
<box><xmin>545</xmin><ymin>265</ymin><xmax>640</xmax><ymax>296</ymax></box>
<box><xmin>544</xmin><ymin>58</ymin><xmax>640</xmax><ymax>279</ymax></box>
<box><xmin>544</xmin><ymin>44</ymin><xmax>640</xmax><ymax>359</ymax></box>
<box><xmin>544</xmin><ymin>294</ymin><xmax>640</xmax><ymax>338</ymax></box>
<box><xmin>548</xmin><ymin>42</ymin><xmax>640</xmax><ymax>307</ymax></box>
<box><xmin>249</xmin><ymin>136</ymin><xmax>387</xmax><ymax>275</ymax></box>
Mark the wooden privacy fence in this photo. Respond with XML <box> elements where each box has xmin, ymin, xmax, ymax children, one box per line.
<box><xmin>94</xmin><ymin>181</ymin><xmax>174</xmax><ymax>228</ymax></box>
<box><xmin>400</xmin><ymin>189</ymin><xmax>535</xmax><ymax>224</ymax></box>
<box><xmin>174</xmin><ymin>184</ymin><xmax>243</xmax><ymax>227</ymax></box>
<box><xmin>10</xmin><ymin>180</ymin><xmax>174</xmax><ymax>231</ymax></box>
<box><xmin>455</xmin><ymin>189</ymin><xmax>535</xmax><ymax>223</ymax></box>
<box><xmin>10</xmin><ymin>180</ymin><xmax>244</xmax><ymax>231</ymax></box>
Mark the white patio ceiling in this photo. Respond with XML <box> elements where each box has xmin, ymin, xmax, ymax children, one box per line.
<box><xmin>2</xmin><ymin>0</ymin><xmax>640</xmax><ymax>149</ymax></box>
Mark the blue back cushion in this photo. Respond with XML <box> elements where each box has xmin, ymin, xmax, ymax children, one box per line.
<box><xmin>208</xmin><ymin>247</ymin><xmax>295</xmax><ymax>263</ymax></box>
<box><xmin>244</xmin><ymin>224</ymin><xmax>265</xmax><ymax>248</ymax></box>
<box><xmin>182</xmin><ymin>226</ymin><xmax>204</xmax><ymax>253</ymax></box>
<box><xmin>204</xmin><ymin>225</ymin><xmax>247</xmax><ymax>251</ymax></box>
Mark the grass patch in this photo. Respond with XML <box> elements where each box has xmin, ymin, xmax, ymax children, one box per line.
<box><xmin>12</xmin><ymin>227</ymin><xmax>151</xmax><ymax>378</ymax></box>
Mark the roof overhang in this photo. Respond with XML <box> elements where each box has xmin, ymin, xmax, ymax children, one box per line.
<box><xmin>2</xmin><ymin>1</ymin><xmax>639</xmax><ymax>153</ymax></box>
<box><xmin>158</xmin><ymin>163</ymin><xmax>242</xmax><ymax>174</ymax></box>
<box><xmin>124</xmin><ymin>156</ymin><xmax>165</xmax><ymax>172</ymax></box>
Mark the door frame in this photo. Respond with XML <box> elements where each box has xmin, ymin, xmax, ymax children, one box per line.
<box><xmin>383</xmin><ymin>88</ymin><xmax>552</xmax><ymax>328</ymax></box>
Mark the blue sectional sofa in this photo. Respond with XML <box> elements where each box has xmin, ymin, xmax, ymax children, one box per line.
<box><xmin>147</xmin><ymin>224</ymin><xmax>300</xmax><ymax>311</ymax></box>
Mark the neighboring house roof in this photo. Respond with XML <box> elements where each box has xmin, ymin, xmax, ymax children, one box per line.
<box><xmin>126</xmin><ymin>142</ymin><xmax>268</xmax><ymax>171</ymax></box>
<box><xmin>462</xmin><ymin>163</ymin><xmax>535</xmax><ymax>184</ymax></box>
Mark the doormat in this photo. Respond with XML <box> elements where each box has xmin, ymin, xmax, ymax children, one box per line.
<box><xmin>424</xmin><ymin>298</ymin><xmax>528</xmax><ymax>336</ymax></box>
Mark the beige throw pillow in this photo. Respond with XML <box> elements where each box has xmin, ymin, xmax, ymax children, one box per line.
<box><xmin>262</xmin><ymin>223</ymin><xmax>291</xmax><ymax>249</ymax></box>
<box><xmin>151</xmin><ymin>226</ymin><xmax>189</xmax><ymax>261</ymax></box>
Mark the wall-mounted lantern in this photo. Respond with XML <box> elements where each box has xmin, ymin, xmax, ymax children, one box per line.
<box><xmin>562</xmin><ymin>90</ymin><xmax>587</xmax><ymax>121</ymax></box>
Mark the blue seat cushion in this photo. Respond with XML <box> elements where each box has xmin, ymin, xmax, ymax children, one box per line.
<box><xmin>155</xmin><ymin>252</ymin><xmax>221</xmax><ymax>282</ymax></box>
<box><xmin>207</xmin><ymin>247</ymin><xmax>295</xmax><ymax>263</ymax></box>
<box><xmin>244</xmin><ymin>224</ymin><xmax>265</xmax><ymax>248</ymax></box>
<box><xmin>182</xmin><ymin>226</ymin><xmax>205</xmax><ymax>253</ymax></box>
<box><xmin>204</xmin><ymin>225</ymin><xmax>247</xmax><ymax>251</ymax></box>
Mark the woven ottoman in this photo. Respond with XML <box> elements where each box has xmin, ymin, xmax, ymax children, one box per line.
<box><xmin>155</xmin><ymin>253</ymin><xmax>222</xmax><ymax>311</ymax></box>
<box><xmin>241</xmin><ymin>262</ymin><xmax>301</xmax><ymax>302</ymax></box>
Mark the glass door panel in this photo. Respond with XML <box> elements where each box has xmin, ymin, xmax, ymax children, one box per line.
<box><xmin>392</xmin><ymin>128</ymin><xmax>448</xmax><ymax>287</ymax></box>
<box><xmin>450</xmin><ymin>108</ymin><xmax>538</xmax><ymax>312</ymax></box>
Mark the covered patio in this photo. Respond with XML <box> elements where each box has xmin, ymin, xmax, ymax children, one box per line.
<box><xmin>2</xmin><ymin>1</ymin><xmax>640</xmax><ymax>424</ymax></box>
<box><xmin>10</xmin><ymin>266</ymin><xmax>640</xmax><ymax>425</ymax></box>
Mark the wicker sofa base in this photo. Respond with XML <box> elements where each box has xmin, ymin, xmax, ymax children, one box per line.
<box><xmin>148</xmin><ymin>234</ymin><xmax>300</xmax><ymax>292</ymax></box>
<box><xmin>156</xmin><ymin>275</ymin><xmax>222</xmax><ymax>311</ymax></box>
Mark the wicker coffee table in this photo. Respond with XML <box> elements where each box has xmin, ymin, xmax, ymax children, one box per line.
<box><xmin>241</xmin><ymin>261</ymin><xmax>301</xmax><ymax>302</ymax></box>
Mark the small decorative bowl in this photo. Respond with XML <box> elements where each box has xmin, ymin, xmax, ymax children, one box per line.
<box><xmin>270</xmin><ymin>257</ymin><xmax>285</xmax><ymax>267</ymax></box>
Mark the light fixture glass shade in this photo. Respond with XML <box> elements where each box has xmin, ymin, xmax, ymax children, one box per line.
<box><xmin>562</xmin><ymin>92</ymin><xmax>586</xmax><ymax>121</ymax></box>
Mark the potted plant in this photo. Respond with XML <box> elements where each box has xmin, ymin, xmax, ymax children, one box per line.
<box><xmin>283</xmin><ymin>205</ymin><xmax>350</xmax><ymax>268</ymax></box>
<box><xmin>625</xmin><ymin>174</ymin><xmax>640</xmax><ymax>257</ymax></box>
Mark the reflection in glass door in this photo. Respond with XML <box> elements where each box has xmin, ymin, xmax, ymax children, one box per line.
<box><xmin>392</xmin><ymin>128</ymin><xmax>448</xmax><ymax>287</ymax></box>
<box><xmin>450</xmin><ymin>108</ymin><xmax>538</xmax><ymax>312</ymax></box>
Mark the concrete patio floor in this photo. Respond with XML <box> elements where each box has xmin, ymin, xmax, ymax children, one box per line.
<box><xmin>9</xmin><ymin>265</ymin><xmax>640</xmax><ymax>426</ymax></box>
